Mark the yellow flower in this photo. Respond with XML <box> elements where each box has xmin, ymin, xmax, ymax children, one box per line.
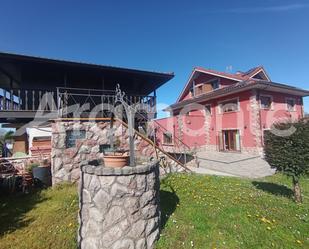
<box><xmin>261</xmin><ymin>217</ymin><xmax>272</xmax><ymax>224</ymax></box>
<box><xmin>261</xmin><ymin>217</ymin><xmax>267</xmax><ymax>223</ymax></box>
<box><xmin>296</xmin><ymin>240</ymin><xmax>302</xmax><ymax>244</ymax></box>
<box><xmin>267</xmin><ymin>226</ymin><xmax>271</xmax><ymax>230</ymax></box>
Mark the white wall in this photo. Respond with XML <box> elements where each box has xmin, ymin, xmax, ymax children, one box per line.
<box><xmin>27</xmin><ymin>127</ymin><xmax>52</xmax><ymax>152</ymax></box>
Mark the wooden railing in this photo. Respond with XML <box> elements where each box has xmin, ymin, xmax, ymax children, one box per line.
<box><xmin>0</xmin><ymin>88</ymin><xmax>57</xmax><ymax>111</ymax></box>
<box><xmin>0</xmin><ymin>87</ymin><xmax>156</xmax><ymax>119</ymax></box>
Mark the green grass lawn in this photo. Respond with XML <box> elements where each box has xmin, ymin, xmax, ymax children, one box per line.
<box><xmin>158</xmin><ymin>174</ymin><xmax>309</xmax><ymax>249</ymax></box>
<box><xmin>0</xmin><ymin>174</ymin><xmax>308</xmax><ymax>249</ymax></box>
<box><xmin>0</xmin><ymin>184</ymin><xmax>78</xmax><ymax>249</ymax></box>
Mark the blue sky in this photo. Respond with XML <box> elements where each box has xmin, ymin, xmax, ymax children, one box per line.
<box><xmin>0</xmin><ymin>0</ymin><xmax>308</xmax><ymax>118</ymax></box>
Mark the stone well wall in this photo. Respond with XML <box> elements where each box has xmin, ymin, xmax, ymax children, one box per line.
<box><xmin>78</xmin><ymin>162</ymin><xmax>160</xmax><ymax>249</ymax></box>
<box><xmin>51</xmin><ymin>120</ymin><xmax>185</xmax><ymax>184</ymax></box>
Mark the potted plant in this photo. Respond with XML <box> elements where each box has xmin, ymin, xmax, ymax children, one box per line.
<box><xmin>24</xmin><ymin>161</ymin><xmax>39</xmax><ymax>186</ymax></box>
<box><xmin>32</xmin><ymin>158</ymin><xmax>52</xmax><ymax>187</ymax></box>
<box><xmin>26</xmin><ymin>161</ymin><xmax>39</xmax><ymax>174</ymax></box>
<box><xmin>103</xmin><ymin>137</ymin><xmax>129</xmax><ymax>168</ymax></box>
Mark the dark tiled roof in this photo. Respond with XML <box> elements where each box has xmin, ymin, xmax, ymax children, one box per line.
<box><xmin>195</xmin><ymin>67</ymin><xmax>248</xmax><ymax>80</ymax></box>
<box><xmin>168</xmin><ymin>79</ymin><xmax>309</xmax><ymax>111</ymax></box>
<box><xmin>177</xmin><ymin>66</ymin><xmax>268</xmax><ymax>102</ymax></box>
<box><xmin>195</xmin><ymin>66</ymin><xmax>265</xmax><ymax>81</ymax></box>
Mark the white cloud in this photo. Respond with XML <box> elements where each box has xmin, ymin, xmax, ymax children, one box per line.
<box><xmin>219</xmin><ymin>4</ymin><xmax>309</xmax><ymax>14</ymax></box>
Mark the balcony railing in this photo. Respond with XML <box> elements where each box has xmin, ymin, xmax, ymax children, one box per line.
<box><xmin>0</xmin><ymin>88</ymin><xmax>57</xmax><ymax>111</ymax></box>
<box><xmin>0</xmin><ymin>87</ymin><xmax>156</xmax><ymax>119</ymax></box>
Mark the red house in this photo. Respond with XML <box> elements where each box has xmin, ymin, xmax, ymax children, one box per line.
<box><xmin>155</xmin><ymin>66</ymin><xmax>309</xmax><ymax>155</ymax></box>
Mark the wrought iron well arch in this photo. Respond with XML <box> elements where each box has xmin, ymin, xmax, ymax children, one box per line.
<box><xmin>114</xmin><ymin>84</ymin><xmax>136</xmax><ymax>166</ymax></box>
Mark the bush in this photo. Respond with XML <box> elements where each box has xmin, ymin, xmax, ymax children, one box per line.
<box><xmin>26</xmin><ymin>162</ymin><xmax>40</xmax><ymax>174</ymax></box>
<box><xmin>264</xmin><ymin>119</ymin><xmax>309</xmax><ymax>202</ymax></box>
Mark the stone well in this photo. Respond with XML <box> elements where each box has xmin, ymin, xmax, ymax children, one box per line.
<box><xmin>78</xmin><ymin>161</ymin><xmax>160</xmax><ymax>249</ymax></box>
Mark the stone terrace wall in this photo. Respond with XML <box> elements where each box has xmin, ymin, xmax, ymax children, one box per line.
<box><xmin>79</xmin><ymin>162</ymin><xmax>160</xmax><ymax>249</ymax></box>
<box><xmin>51</xmin><ymin>120</ymin><xmax>184</xmax><ymax>184</ymax></box>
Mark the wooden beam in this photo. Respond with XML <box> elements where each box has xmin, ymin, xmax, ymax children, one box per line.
<box><xmin>0</xmin><ymin>66</ymin><xmax>21</xmax><ymax>85</ymax></box>
<box><xmin>52</xmin><ymin>117</ymin><xmax>113</xmax><ymax>122</ymax></box>
<box><xmin>64</xmin><ymin>73</ymin><xmax>67</xmax><ymax>87</ymax></box>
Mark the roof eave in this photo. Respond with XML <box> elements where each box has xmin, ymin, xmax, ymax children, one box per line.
<box><xmin>0</xmin><ymin>51</ymin><xmax>174</xmax><ymax>80</ymax></box>
<box><xmin>176</xmin><ymin>68</ymin><xmax>241</xmax><ymax>103</ymax></box>
<box><xmin>166</xmin><ymin>81</ymin><xmax>309</xmax><ymax>111</ymax></box>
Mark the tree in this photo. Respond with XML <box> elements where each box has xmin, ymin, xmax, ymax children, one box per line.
<box><xmin>0</xmin><ymin>130</ymin><xmax>14</xmax><ymax>157</ymax></box>
<box><xmin>264</xmin><ymin>119</ymin><xmax>309</xmax><ymax>203</ymax></box>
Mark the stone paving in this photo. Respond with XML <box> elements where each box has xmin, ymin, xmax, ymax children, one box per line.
<box><xmin>194</xmin><ymin>151</ymin><xmax>276</xmax><ymax>178</ymax></box>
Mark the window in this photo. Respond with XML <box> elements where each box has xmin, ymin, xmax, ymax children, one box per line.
<box><xmin>260</xmin><ymin>95</ymin><xmax>272</xmax><ymax>109</ymax></box>
<box><xmin>220</xmin><ymin>130</ymin><xmax>241</xmax><ymax>151</ymax></box>
<box><xmin>65</xmin><ymin>130</ymin><xmax>86</xmax><ymax>148</ymax></box>
<box><xmin>163</xmin><ymin>132</ymin><xmax>173</xmax><ymax>145</ymax></box>
<box><xmin>195</xmin><ymin>85</ymin><xmax>203</xmax><ymax>96</ymax></box>
<box><xmin>211</xmin><ymin>79</ymin><xmax>219</xmax><ymax>90</ymax></box>
<box><xmin>286</xmin><ymin>98</ymin><xmax>296</xmax><ymax>111</ymax></box>
<box><xmin>99</xmin><ymin>144</ymin><xmax>111</xmax><ymax>153</ymax></box>
<box><xmin>205</xmin><ymin>105</ymin><xmax>211</xmax><ymax>115</ymax></box>
<box><xmin>219</xmin><ymin>99</ymin><xmax>239</xmax><ymax>113</ymax></box>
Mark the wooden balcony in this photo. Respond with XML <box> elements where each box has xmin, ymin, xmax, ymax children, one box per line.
<box><xmin>0</xmin><ymin>88</ymin><xmax>58</xmax><ymax>122</ymax></box>
<box><xmin>0</xmin><ymin>87</ymin><xmax>156</xmax><ymax>123</ymax></box>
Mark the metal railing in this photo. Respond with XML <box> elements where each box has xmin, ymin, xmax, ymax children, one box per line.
<box><xmin>0</xmin><ymin>86</ymin><xmax>192</xmax><ymax>168</ymax></box>
<box><xmin>56</xmin><ymin>87</ymin><xmax>156</xmax><ymax>118</ymax></box>
<box><xmin>122</xmin><ymin>95</ymin><xmax>194</xmax><ymax>167</ymax></box>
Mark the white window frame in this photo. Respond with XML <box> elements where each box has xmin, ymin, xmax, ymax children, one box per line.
<box><xmin>285</xmin><ymin>97</ymin><xmax>296</xmax><ymax>112</ymax></box>
<box><xmin>220</xmin><ymin>129</ymin><xmax>242</xmax><ymax>151</ymax></box>
<box><xmin>218</xmin><ymin>97</ymin><xmax>240</xmax><ymax>114</ymax></box>
<box><xmin>259</xmin><ymin>94</ymin><xmax>274</xmax><ymax>110</ymax></box>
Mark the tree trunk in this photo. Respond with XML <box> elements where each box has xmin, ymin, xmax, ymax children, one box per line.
<box><xmin>292</xmin><ymin>177</ymin><xmax>302</xmax><ymax>203</ymax></box>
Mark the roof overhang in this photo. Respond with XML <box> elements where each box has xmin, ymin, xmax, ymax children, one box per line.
<box><xmin>166</xmin><ymin>81</ymin><xmax>309</xmax><ymax>112</ymax></box>
<box><xmin>0</xmin><ymin>51</ymin><xmax>174</xmax><ymax>95</ymax></box>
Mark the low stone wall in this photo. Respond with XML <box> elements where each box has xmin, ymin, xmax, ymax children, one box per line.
<box><xmin>51</xmin><ymin>120</ymin><xmax>185</xmax><ymax>184</ymax></box>
<box><xmin>78</xmin><ymin>162</ymin><xmax>160</xmax><ymax>249</ymax></box>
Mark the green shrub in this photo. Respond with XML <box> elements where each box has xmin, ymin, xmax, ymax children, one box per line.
<box><xmin>26</xmin><ymin>162</ymin><xmax>40</xmax><ymax>173</ymax></box>
<box><xmin>264</xmin><ymin>119</ymin><xmax>309</xmax><ymax>202</ymax></box>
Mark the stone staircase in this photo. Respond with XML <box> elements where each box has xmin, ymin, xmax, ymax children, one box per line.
<box><xmin>115</xmin><ymin>118</ymin><xmax>193</xmax><ymax>175</ymax></box>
